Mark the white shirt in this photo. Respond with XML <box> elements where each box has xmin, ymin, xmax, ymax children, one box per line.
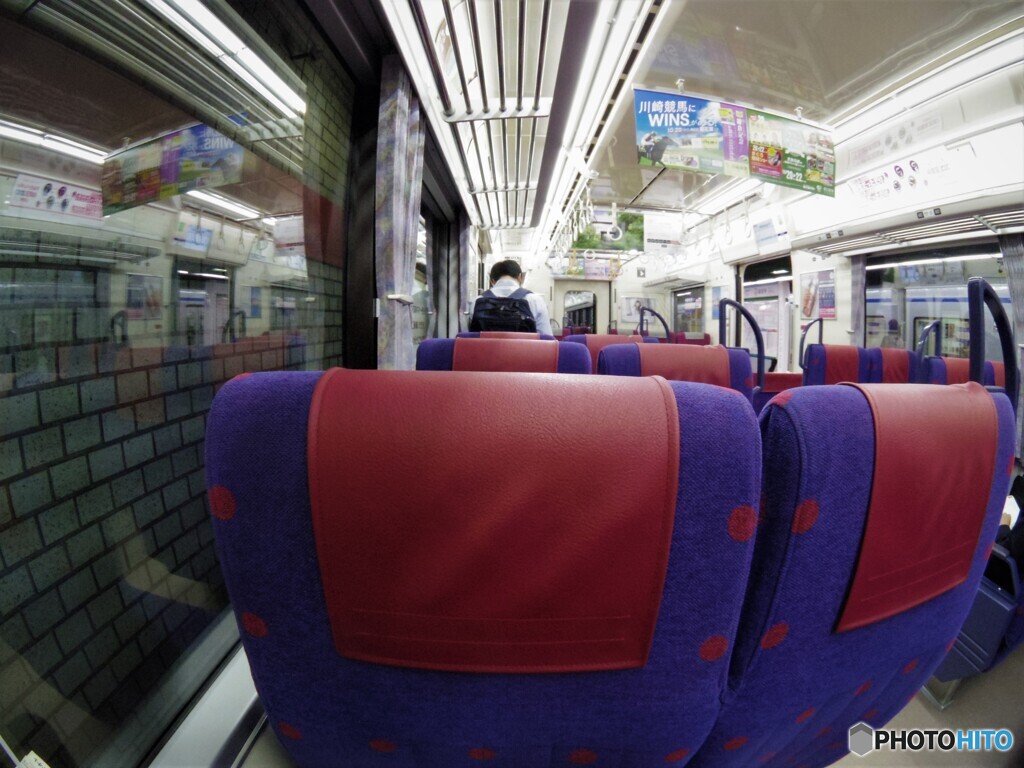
<box><xmin>470</xmin><ymin>276</ymin><xmax>553</xmax><ymax>336</ymax></box>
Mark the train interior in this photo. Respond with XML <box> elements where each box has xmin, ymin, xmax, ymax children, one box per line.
<box><xmin>0</xmin><ymin>0</ymin><xmax>1023</xmax><ymax>766</ymax></box>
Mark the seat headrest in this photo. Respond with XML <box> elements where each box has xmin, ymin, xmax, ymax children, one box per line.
<box><xmin>877</xmin><ymin>348</ymin><xmax>915</xmax><ymax>383</ymax></box>
<box><xmin>452</xmin><ymin>337</ymin><xmax>560</xmax><ymax>372</ymax></box>
<box><xmin>804</xmin><ymin>344</ymin><xmax>872</xmax><ymax>385</ymax></box>
<box><xmin>636</xmin><ymin>344</ymin><xmax>732</xmax><ymax>387</ymax></box>
<box><xmin>564</xmin><ymin>334</ymin><xmax>651</xmax><ymax>372</ymax></box>
<box><xmin>307</xmin><ymin>369</ymin><xmax>680</xmax><ymax>672</ymax></box>
<box><xmin>835</xmin><ymin>382</ymin><xmax>1000</xmax><ymax>631</ymax></box>
<box><xmin>457</xmin><ymin>331</ymin><xmax>555</xmax><ymax>340</ymax></box>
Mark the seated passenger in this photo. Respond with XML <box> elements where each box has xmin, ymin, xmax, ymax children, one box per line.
<box><xmin>469</xmin><ymin>259</ymin><xmax>553</xmax><ymax>336</ymax></box>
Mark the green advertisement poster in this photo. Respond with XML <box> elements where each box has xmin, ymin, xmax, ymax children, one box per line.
<box><xmin>747</xmin><ymin>110</ymin><xmax>835</xmax><ymax>197</ymax></box>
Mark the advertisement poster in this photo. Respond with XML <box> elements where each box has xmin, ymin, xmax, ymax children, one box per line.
<box><xmin>622</xmin><ymin>296</ymin><xmax>655</xmax><ymax>324</ymax></box>
<box><xmin>748</xmin><ymin>110</ymin><xmax>835</xmax><ymax>196</ymax></box>
<box><xmin>10</xmin><ymin>175</ymin><xmax>103</xmax><ymax>220</ymax></box>
<box><xmin>273</xmin><ymin>215</ymin><xmax>306</xmax><ymax>270</ymax></box>
<box><xmin>102</xmin><ymin>124</ymin><xmax>244</xmax><ymax>215</ymax></box>
<box><xmin>711</xmin><ymin>286</ymin><xmax>723</xmax><ymax>320</ymax></box>
<box><xmin>800</xmin><ymin>269</ymin><xmax>835</xmax><ymax>320</ymax></box>
<box><xmin>644</xmin><ymin>212</ymin><xmax>683</xmax><ymax>254</ymax></box>
<box><xmin>169</xmin><ymin>222</ymin><xmax>213</xmax><ymax>255</ymax></box>
<box><xmin>126</xmin><ymin>274</ymin><xmax>163</xmax><ymax>320</ymax></box>
<box><xmin>634</xmin><ymin>89</ymin><xmax>749</xmax><ymax>177</ymax></box>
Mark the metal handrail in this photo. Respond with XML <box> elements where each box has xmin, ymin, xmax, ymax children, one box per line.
<box><xmin>718</xmin><ymin>298</ymin><xmax>766</xmax><ymax>391</ymax></box>
<box><xmin>968</xmin><ymin>277</ymin><xmax>1018</xmax><ymax>412</ymax></box>
<box><xmin>916</xmin><ymin>318</ymin><xmax>942</xmax><ymax>357</ymax></box>
<box><xmin>798</xmin><ymin>317</ymin><xmax>824</xmax><ymax>371</ymax></box>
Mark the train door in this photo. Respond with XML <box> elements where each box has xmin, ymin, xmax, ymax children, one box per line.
<box><xmin>554</xmin><ymin>279</ymin><xmax>606</xmax><ymax>335</ymax></box>
<box><xmin>672</xmin><ymin>286</ymin><xmax>704</xmax><ymax>335</ymax></box>
<box><xmin>174</xmin><ymin>259</ymin><xmax>231</xmax><ymax>346</ymax></box>
<box><xmin>741</xmin><ymin>257</ymin><xmax>793</xmax><ymax>371</ymax></box>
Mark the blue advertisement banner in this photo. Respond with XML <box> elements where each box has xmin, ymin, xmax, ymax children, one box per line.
<box><xmin>102</xmin><ymin>124</ymin><xmax>244</xmax><ymax>215</ymax></box>
<box><xmin>634</xmin><ymin>89</ymin><xmax>749</xmax><ymax>177</ymax></box>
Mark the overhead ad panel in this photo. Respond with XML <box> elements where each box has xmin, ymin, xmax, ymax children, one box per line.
<box><xmin>633</xmin><ymin>88</ymin><xmax>834</xmax><ymax>197</ymax></box>
<box><xmin>101</xmin><ymin>123</ymin><xmax>244</xmax><ymax>215</ymax></box>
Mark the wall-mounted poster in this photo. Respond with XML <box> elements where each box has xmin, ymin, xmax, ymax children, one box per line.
<box><xmin>800</xmin><ymin>269</ymin><xmax>835</xmax><ymax>320</ymax></box>
<box><xmin>10</xmin><ymin>175</ymin><xmax>103</xmax><ymax>220</ymax></box>
<box><xmin>621</xmin><ymin>296</ymin><xmax>655</xmax><ymax>324</ymax></box>
<box><xmin>102</xmin><ymin>123</ymin><xmax>244</xmax><ymax>215</ymax></box>
<box><xmin>711</xmin><ymin>286</ymin><xmax>723</xmax><ymax>320</ymax></box>
<box><xmin>634</xmin><ymin>89</ymin><xmax>749</xmax><ymax>177</ymax></box>
<box><xmin>126</xmin><ymin>274</ymin><xmax>163</xmax><ymax>320</ymax></box>
<box><xmin>250</xmin><ymin>287</ymin><xmax>262</xmax><ymax>319</ymax></box>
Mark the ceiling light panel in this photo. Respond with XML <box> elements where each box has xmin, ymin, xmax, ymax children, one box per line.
<box><xmin>410</xmin><ymin>0</ymin><xmax>569</xmax><ymax>229</ymax></box>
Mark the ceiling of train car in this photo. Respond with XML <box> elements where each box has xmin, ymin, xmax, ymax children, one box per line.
<box><xmin>385</xmin><ymin>0</ymin><xmax>1021</xmax><ymax>261</ymax></box>
<box><xmin>588</xmin><ymin>0</ymin><xmax>1024</xmax><ymax>216</ymax></box>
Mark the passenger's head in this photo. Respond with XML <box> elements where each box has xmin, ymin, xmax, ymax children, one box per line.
<box><xmin>489</xmin><ymin>259</ymin><xmax>524</xmax><ymax>286</ymax></box>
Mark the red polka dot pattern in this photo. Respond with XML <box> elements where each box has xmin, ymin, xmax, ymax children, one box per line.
<box><xmin>791</xmin><ymin>499</ymin><xmax>819</xmax><ymax>534</ymax></box>
<box><xmin>699</xmin><ymin>635</ymin><xmax>729</xmax><ymax>662</ymax></box>
<box><xmin>728</xmin><ymin>505</ymin><xmax>758</xmax><ymax>542</ymax></box>
<box><xmin>664</xmin><ymin>748</ymin><xmax>689</xmax><ymax>763</ymax></box>
<box><xmin>209</xmin><ymin>485</ymin><xmax>237</xmax><ymax>521</ymax></box>
<box><xmin>795</xmin><ymin>708</ymin><xmax>815</xmax><ymax>724</ymax></box>
<box><xmin>828</xmin><ymin>741</ymin><xmax>844</xmax><ymax>751</ymax></box>
<box><xmin>854</xmin><ymin>681</ymin><xmax>872</xmax><ymax>696</ymax></box>
<box><xmin>903</xmin><ymin>658</ymin><xmax>919</xmax><ymax>674</ymax></box>
<box><xmin>946</xmin><ymin>638</ymin><xmax>957</xmax><ymax>653</ymax></box>
<box><xmin>468</xmin><ymin>747</ymin><xmax>497</xmax><ymax>761</ymax></box>
<box><xmin>816</xmin><ymin>727</ymin><xmax>831</xmax><ymax>737</ymax></box>
<box><xmin>760</xmin><ymin>622</ymin><xmax>789</xmax><ymax>649</ymax></box>
<box><xmin>723</xmin><ymin>737</ymin><xmax>748</xmax><ymax>751</ymax></box>
<box><xmin>863</xmin><ymin>709</ymin><xmax>879</xmax><ymax>720</ymax></box>
<box><xmin>232</xmin><ymin>373</ymin><xmax>253</xmax><ymax>382</ymax></box>
<box><xmin>241</xmin><ymin>612</ymin><xmax>268</xmax><ymax>638</ymax></box>
<box><xmin>771</xmin><ymin>390</ymin><xmax>794</xmax><ymax>407</ymax></box>
<box><xmin>370</xmin><ymin>739</ymin><xmax>397</xmax><ymax>753</ymax></box>
<box><xmin>569</xmin><ymin>749</ymin><xmax>598</xmax><ymax>765</ymax></box>
<box><xmin>745</xmin><ymin>375</ymin><xmax>754</xmax><ymax>389</ymax></box>
<box><xmin>1008</xmin><ymin>455</ymin><xmax>1015</xmax><ymax>476</ymax></box>
<box><xmin>758</xmin><ymin>752</ymin><xmax>777</xmax><ymax>764</ymax></box>
<box><xmin>278</xmin><ymin>722</ymin><xmax>301</xmax><ymax>740</ymax></box>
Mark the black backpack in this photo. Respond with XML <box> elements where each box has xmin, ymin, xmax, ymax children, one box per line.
<box><xmin>470</xmin><ymin>287</ymin><xmax>537</xmax><ymax>332</ymax></box>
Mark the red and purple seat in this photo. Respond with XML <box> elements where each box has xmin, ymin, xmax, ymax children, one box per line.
<box><xmin>922</xmin><ymin>355</ymin><xmax>1003</xmax><ymax>387</ymax></box>
<box><xmin>870</xmin><ymin>347</ymin><xmax>920</xmax><ymax>383</ymax></box>
<box><xmin>752</xmin><ymin>372</ymin><xmax>803</xmax><ymax>414</ymax></box>
<box><xmin>672</xmin><ymin>332</ymin><xmax>712</xmax><ymax>346</ymax></box>
<box><xmin>689</xmin><ymin>382</ymin><xmax>1014</xmax><ymax>767</ymax></box>
<box><xmin>416</xmin><ymin>337</ymin><xmax>590</xmax><ymax>374</ymax></box>
<box><xmin>562</xmin><ymin>333</ymin><xmax>660</xmax><ymax>373</ymax></box>
<box><xmin>205</xmin><ymin>369</ymin><xmax>761</xmax><ymax>766</ymax></box>
<box><xmin>597</xmin><ymin>343</ymin><xmax>755</xmax><ymax>404</ymax></box>
<box><xmin>801</xmin><ymin>343</ymin><xmax>875</xmax><ymax>385</ymax></box>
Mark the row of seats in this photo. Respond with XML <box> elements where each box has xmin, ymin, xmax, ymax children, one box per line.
<box><xmin>206</xmin><ymin>368</ymin><xmax>1014</xmax><ymax>767</ymax></box>
<box><xmin>803</xmin><ymin>344</ymin><xmax>1005</xmax><ymax>387</ymax></box>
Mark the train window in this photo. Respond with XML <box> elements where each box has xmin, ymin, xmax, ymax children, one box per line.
<box><xmin>865</xmin><ymin>245</ymin><xmax>1007</xmax><ymax>360</ymax></box>
<box><xmin>0</xmin><ymin>6</ymin><xmax>351</xmax><ymax>767</ymax></box>
<box><xmin>564</xmin><ymin>290</ymin><xmax>596</xmax><ymax>333</ymax></box>
<box><xmin>413</xmin><ymin>215</ymin><xmax>431</xmax><ymax>346</ymax></box>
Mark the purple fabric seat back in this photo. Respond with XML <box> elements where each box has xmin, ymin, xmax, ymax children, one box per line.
<box><xmin>597</xmin><ymin>344</ymin><xmax>754</xmax><ymax>404</ymax></box>
<box><xmin>415</xmin><ymin>337</ymin><xmax>590</xmax><ymax>374</ymax></box>
<box><xmin>802</xmin><ymin>344</ymin><xmax>873</xmax><ymax>385</ymax></box>
<box><xmin>689</xmin><ymin>384</ymin><xmax>1013</xmax><ymax>768</ymax></box>
<box><xmin>206</xmin><ymin>371</ymin><xmax>761</xmax><ymax>767</ymax></box>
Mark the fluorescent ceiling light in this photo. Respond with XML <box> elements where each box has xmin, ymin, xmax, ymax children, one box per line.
<box><xmin>865</xmin><ymin>253</ymin><xmax>996</xmax><ymax>270</ymax></box>
<box><xmin>0</xmin><ymin>120</ymin><xmax>106</xmax><ymax>163</ymax></box>
<box><xmin>186</xmin><ymin>189</ymin><xmax>260</xmax><ymax>219</ymax></box>
<box><xmin>743</xmin><ymin>276</ymin><xmax>792</xmax><ymax>287</ymax></box>
<box><xmin>695</xmin><ymin>179</ymin><xmax>762</xmax><ymax>215</ymax></box>
<box><xmin>146</xmin><ymin>0</ymin><xmax>305</xmax><ymax>117</ymax></box>
<box><xmin>771</xmin><ymin>269</ymin><xmax>790</xmax><ymax>275</ymax></box>
<box><xmin>195</xmin><ymin>271</ymin><xmax>230</xmax><ymax>280</ymax></box>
